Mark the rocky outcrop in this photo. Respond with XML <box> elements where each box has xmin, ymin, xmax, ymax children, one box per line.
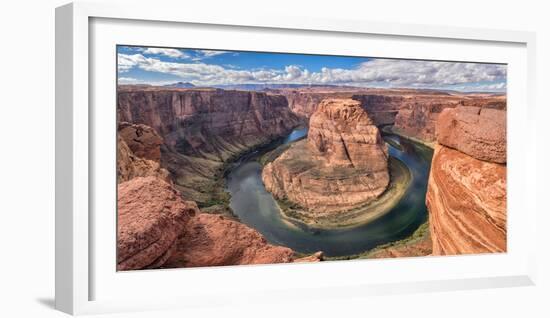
<box><xmin>426</xmin><ymin>146</ymin><xmax>506</xmax><ymax>255</ymax></box>
<box><xmin>117</xmin><ymin>87</ymin><xmax>301</xmax><ymax>208</ymax></box>
<box><xmin>436</xmin><ymin>107</ymin><xmax>506</xmax><ymax>163</ymax></box>
<box><xmin>117</xmin><ymin>177</ymin><xmax>199</xmax><ymax>271</ymax></box>
<box><xmin>117</xmin><ymin>176</ymin><xmax>321</xmax><ymax>270</ymax></box>
<box><xmin>262</xmin><ymin>99</ymin><xmax>390</xmax><ymax>221</ymax></box>
<box><xmin>307</xmin><ymin>99</ymin><xmax>389</xmax><ymax>170</ymax></box>
<box><xmin>426</xmin><ymin>105</ymin><xmax>507</xmax><ymax>255</ymax></box>
<box><xmin>117</xmin><ymin>136</ymin><xmax>171</xmax><ymax>184</ymax></box>
<box><xmin>118</xmin><ymin>122</ymin><xmax>164</xmax><ymax>162</ymax></box>
<box><xmin>164</xmin><ymin>213</ymin><xmax>295</xmax><ymax>268</ymax></box>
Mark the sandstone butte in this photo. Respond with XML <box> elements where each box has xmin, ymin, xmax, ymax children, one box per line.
<box><xmin>117</xmin><ymin>87</ymin><xmax>301</xmax><ymax>208</ymax></box>
<box><xmin>426</xmin><ymin>106</ymin><xmax>507</xmax><ymax>255</ymax></box>
<box><xmin>262</xmin><ymin>98</ymin><xmax>390</xmax><ymax>221</ymax></box>
<box><xmin>116</xmin><ymin>121</ymin><xmax>322</xmax><ymax>270</ymax></box>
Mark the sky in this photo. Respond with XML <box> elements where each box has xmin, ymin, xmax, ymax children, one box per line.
<box><xmin>117</xmin><ymin>46</ymin><xmax>507</xmax><ymax>92</ymax></box>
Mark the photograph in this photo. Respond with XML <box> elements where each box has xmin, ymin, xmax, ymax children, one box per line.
<box><xmin>116</xmin><ymin>45</ymin><xmax>507</xmax><ymax>271</ymax></box>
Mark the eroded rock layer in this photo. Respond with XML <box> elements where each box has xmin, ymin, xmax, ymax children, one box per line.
<box><xmin>436</xmin><ymin>107</ymin><xmax>506</xmax><ymax>163</ymax></box>
<box><xmin>426</xmin><ymin>146</ymin><xmax>506</xmax><ymax>255</ymax></box>
<box><xmin>276</xmin><ymin>87</ymin><xmax>506</xmax><ymax>143</ymax></box>
<box><xmin>163</xmin><ymin>214</ymin><xmax>295</xmax><ymax>268</ymax></box>
<box><xmin>118</xmin><ymin>122</ymin><xmax>164</xmax><ymax>162</ymax></box>
<box><xmin>117</xmin><ymin>176</ymin><xmax>322</xmax><ymax>270</ymax></box>
<box><xmin>393</xmin><ymin>94</ymin><xmax>506</xmax><ymax>142</ymax></box>
<box><xmin>262</xmin><ymin>99</ymin><xmax>390</xmax><ymax>217</ymax></box>
<box><xmin>117</xmin><ymin>87</ymin><xmax>301</xmax><ymax>208</ymax></box>
<box><xmin>117</xmin><ymin>136</ymin><xmax>171</xmax><ymax>184</ymax></box>
<box><xmin>117</xmin><ymin>177</ymin><xmax>199</xmax><ymax>271</ymax></box>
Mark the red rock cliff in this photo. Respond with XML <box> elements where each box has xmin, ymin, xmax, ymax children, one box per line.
<box><xmin>117</xmin><ymin>87</ymin><xmax>301</xmax><ymax>208</ymax></box>
<box><xmin>426</xmin><ymin>106</ymin><xmax>507</xmax><ymax>255</ymax></box>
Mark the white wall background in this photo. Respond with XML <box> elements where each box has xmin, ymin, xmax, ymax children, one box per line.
<box><xmin>0</xmin><ymin>0</ymin><xmax>547</xmax><ymax>317</ymax></box>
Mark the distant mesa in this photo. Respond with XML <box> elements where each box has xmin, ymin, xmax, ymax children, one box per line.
<box><xmin>164</xmin><ymin>81</ymin><xmax>196</xmax><ymax>88</ymax></box>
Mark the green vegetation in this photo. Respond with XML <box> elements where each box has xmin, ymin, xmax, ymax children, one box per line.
<box><xmin>326</xmin><ymin>220</ymin><xmax>431</xmax><ymax>261</ymax></box>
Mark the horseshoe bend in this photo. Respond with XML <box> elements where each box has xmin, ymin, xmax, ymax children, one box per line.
<box><xmin>261</xmin><ymin>98</ymin><xmax>412</xmax><ymax>228</ymax></box>
<box><xmin>115</xmin><ymin>47</ymin><xmax>508</xmax><ymax>270</ymax></box>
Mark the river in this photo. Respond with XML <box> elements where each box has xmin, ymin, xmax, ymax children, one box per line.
<box><xmin>225</xmin><ymin>127</ymin><xmax>433</xmax><ymax>257</ymax></box>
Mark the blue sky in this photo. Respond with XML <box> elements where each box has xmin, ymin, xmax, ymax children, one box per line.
<box><xmin>117</xmin><ymin>46</ymin><xmax>507</xmax><ymax>92</ymax></box>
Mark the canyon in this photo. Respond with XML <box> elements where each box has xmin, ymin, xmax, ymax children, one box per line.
<box><xmin>116</xmin><ymin>121</ymin><xmax>322</xmax><ymax>270</ymax></box>
<box><xmin>261</xmin><ymin>98</ymin><xmax>395</xmax><ymax>227</ymax></box>
<box><xmin>116</xmin><ymin>84</ymin><xmax>507</xmax><ymax>269</ymax></box>
<box><xmin>117</xmin><ymin>86</ymin><xmax>301</xmax><ymax>213</ymax></box>
<box><xmin>274</xmin><ymin>87</ymin><xmax>505</xmax><ymax>142</ymax></box>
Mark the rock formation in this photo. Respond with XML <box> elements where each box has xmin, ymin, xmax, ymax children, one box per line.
<box><xmin>163</xmin><ymin>213</ymin><xmax>295</xmax><ymax>268</ymax></box>
<box><xmin>262</xmin><ymin>99</ymin><xmax>390</xmax><ymax>221</ymax></box>
<box><xmin>117</xmin><ymin>87</ymin><xmax>300</xmax><ymax>154</ymax></box>
<box><xmin>426</xmin><ymin>105</ymin><xmax>507</xmax><ymax>255</ymax></box>
<box><xmin>117</xmin><ymin>87</ymin><xmax>301</xmax><ymax>208</ymax></box>
<box><xmin>117</xmin><ymin>136</ymin><xmax>171</xmax><ymax>184</ymax></box>
<box><xmin>436</xmin><ymin>107</ymin><xmax>506</xmax><ymax>163</ymax></box>
<box><xmin>117</xmin><ymin>177</ymin><xmax>199</xmax><ymax>270</ymax></box>
<box><xmin>118</xmin><ymin>122</ymin><xmax>164</xmax><ymax>162</ymax></box>
<box><xmin>276</xmin><ymin>87</ymin><xmax>506</xmax><ymax>143</ymax></box>
<box><xmin>393</xmin><ymin>94</ymin><xmax>506</xmax><ymax>142</ymax></box>
<box><xmin>117</xmin><ymin>176</ymin><xmax>321</xmax><ymax>270</ymax></box>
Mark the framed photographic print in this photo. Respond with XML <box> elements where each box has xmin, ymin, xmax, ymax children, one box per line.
<box><xmin>56</xmin><ymin>1</ymin><xmax>537</xmax><ymax>315</ymax></box>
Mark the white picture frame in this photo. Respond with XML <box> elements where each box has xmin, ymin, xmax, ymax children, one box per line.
<box><xmin>55</xmin><ymin>1</ymin><xmax>538</xmax><ymax>315</ymax></box>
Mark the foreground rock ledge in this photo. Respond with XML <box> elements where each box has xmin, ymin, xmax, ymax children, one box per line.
<box><xmin>117</xmin><ymin>177</ymin><xmax>198</xmax><ymax>271</ymax></box>
<box><xmin>262</xmin><ymin>98</ymin><xmax>391</xmax><ymax>224</ymax></box>
<box><xmin>117</xmin><ymin>177</ymin><xmax>322</xmax><ymax>270</ymax></box>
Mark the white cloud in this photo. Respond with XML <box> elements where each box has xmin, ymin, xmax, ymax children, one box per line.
<box><xmin>118</xmin><ymin>77</ymin><xmax>140</xmax><ymax>83</ymax></box>
<box><xmin>142</xmin><ymin>48</ymin><xmax>189</xmax><ymax>58</ymax></box>
<box><xmin>198</xmin><ymin>50</ymin><xmax>230</xmax><ymax>57</ymax></box>
<box><xmin>117</xmin><ymin>53</ymin><xmax>506</xmax><ymax>91</ymax></box>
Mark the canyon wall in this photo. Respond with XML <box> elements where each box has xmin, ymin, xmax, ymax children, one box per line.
<box><xmin>426</xmin><ymin>106</ymin><xmax>507</xmax><ymax>255</ymax></box>
<box><xmin>116</xmin><ymin>96</ymin><xmax>321</xmax><ymax>270</ymax></box>
<box><xmin>117</xmin><ymin>87</ymin><xmax>301</xmax><ymax>208</ymax></box>
<box><xmin>393</xmin><ymin>94</ymin><xmax>506</xmax><ymax>142</ymax></box>
<box><xmin>277</xmin><ymin>87</ymin><xmax>506</xmax><ymax>143</ymax></box>
<box><xmin>278</xmin><ymin>88</ymin><xmax>402</xmax><ymax>125</ymax></box>
<box><xmin>262</xmin><ymin>99</ymin><xmax>390</xmax><ymax>223</ymax></box>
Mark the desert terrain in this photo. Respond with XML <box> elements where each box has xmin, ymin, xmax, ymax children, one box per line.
<box><xmin>116</xmin><ymin>84</ymin><xmax>506</xmax><ymax>270</ymax></box>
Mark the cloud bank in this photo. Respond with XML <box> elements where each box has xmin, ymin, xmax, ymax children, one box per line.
<box><xmin>118</xmin><ymin>52</ymin><xmax>506</xmax><ymax>91</ymax></box>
